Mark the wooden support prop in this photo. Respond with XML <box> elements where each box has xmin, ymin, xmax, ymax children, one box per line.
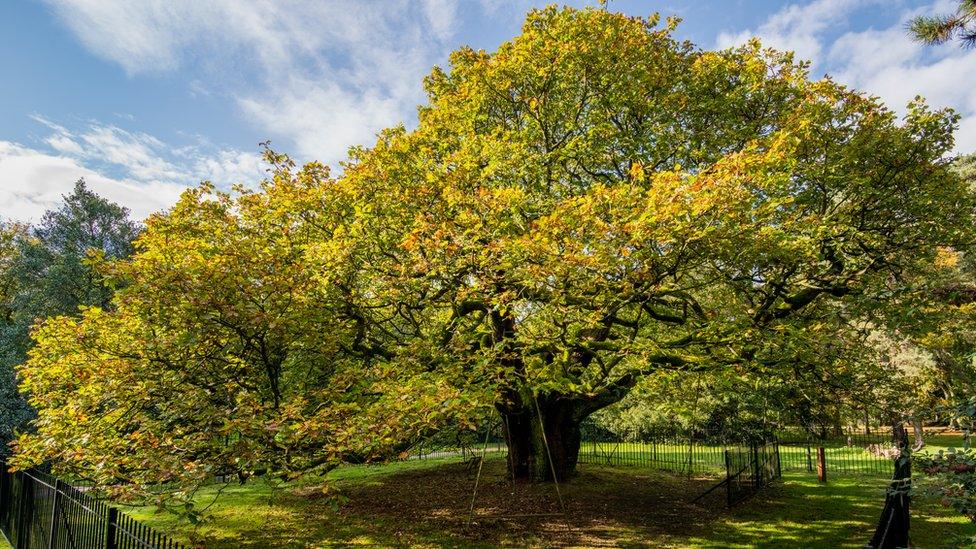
<box><xmin>816</xmin><ymin>447</ymin><xmax>827</xmax><ymax>483</ymax></box>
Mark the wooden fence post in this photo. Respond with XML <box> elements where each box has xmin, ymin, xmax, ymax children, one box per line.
<box><xmin>106</xmin><ymin>507</ymin><xmax>119</xmax><ymax>549</ymax></box>
<box><xmin>817</xmin><ymin>447</ymin><xmax>827</xmax><ymax>483</ymax></box>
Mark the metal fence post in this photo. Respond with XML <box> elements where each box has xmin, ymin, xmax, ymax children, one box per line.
<box><xmin>806</xmin><ymin>445</ymin><xmax>813</xmax><ymax>472</ymax></box>
<box><xmin>0</xmin><ymin>463</ymin><xmax>8</xmax><ymax>530</ymax></box>
<box><xmin>106</xmin><ymin>507</ymin><xmax>119</xmax><ymax>549</ymax></box>
<box><xmin>17</xmin><ymin>471</ymin><xmax>32</xmax><ymax>549</ymax></box>
<box><xmin>47</xmin><ymin>479</ymin><xmax>61</xmax><ymax>549</ymax></box>
<box><xmin>724</xmin><ymin>449</ymin><xmax>732</xmax><ymax>508</ymax></box>
<box><xmin>751</xmin><ymin>443</ymin><xmax>765</xmax><ymax>490</ymax></box>
<box><xmin>775</xmin><ymin>443</ymin><xmax>782</xmax><ymax>478</ymax></box>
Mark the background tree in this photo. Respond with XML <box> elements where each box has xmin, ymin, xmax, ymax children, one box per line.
<box><xmin>910</xmin><ymin>0</ymin><xmax>976</xmax><ymax>47</ymax></box>
<box><xmin>0</xmin><ymin>180</ymin><xmax>138</xmax><ymax>455</ymax></box>
<box><xmin>895</xmin><ymin>154</ymin><xmax>976</xmax><ymax>423</ymax></box>
<box><xmin>0</xmin><ymin>223</ymin><xmax>31</xmax><ymax>456</ymax></box>
<box><xmin>13</xmin><ymin>163</ymin><xmax>485</xmax><ymax>503</ymax></box>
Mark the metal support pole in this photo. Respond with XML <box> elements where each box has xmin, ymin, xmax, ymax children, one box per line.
<box><xmin>17</xmin><ymin>472</ymin><xmax>32</xmax><ymax>549</ymax></box>
<box><xmin>47</xmin><ymin>479</ymin><xmax>61</xmax><ymax>549</ymax></box>
<box><xmin>0</xmin><ymin>463</ymin><xmax>9</xmax><ymax>530</ymax></box>
<box><xmin>724</xmin><ymin>449</ymin><xmax>733</xmax><ymax>508</ymax></box>
<box><xmin>106</xmin><ymin>507</ymin><xmax>119</xmax><ymax>549</ymax></box>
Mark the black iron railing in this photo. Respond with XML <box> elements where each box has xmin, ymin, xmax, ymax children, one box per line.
<box><xmin>0</xmin><ymin>464</ymin><xmax>184</xmax><ymax>549</ymax></box>
<box><xmin>724</xmin><ymin>442</ymin><xmax>782</xmax><ymax>506</ymax></box>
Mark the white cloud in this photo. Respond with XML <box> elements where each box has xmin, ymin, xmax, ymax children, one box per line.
<box><xmin>422</xmin><ymin>0</ymin><xmax>459</xmax><ymax>42</ymax></box>
<box><xmin>0</xmin><ymin>117</ymin><xmax>268</xmax><ymax>222</ymax></box>
<box><xmin>42</xmin><ymin>0</ymin><xmax>473</xmax><ymax>162</ymax></box>
<box><xmin>238</xmin><ymin>78</ymin><xmax>407</xmax><ymax>162</ymax></box>
<box><xmin>44</xmin><ymin>135</ymin><xmax>84</xmax><ymax>156</ymax></box>
<box><xmin>32</xmin><ymin>116</ymin><xmax>266</xmax><ymax>187</ymax></box>
<box><xmin>191</xmin><ymin>149</ymin><xmax>267</xmax><ymax>187</ymax></box>
<box><xmin>716</xmin><ymin>0</ymin><xmax>877</xmax><ymax>70</ymax></box>
<box><xmin>718</xmin><ymin>0</ymin><xmax>976</xmax><ymax>154</ymax></box>
<box><xmin>0</xmin><ymin>141</ymin><xmax>186</xmax><ymax>222</ymax></box>
<box><xmin>77</xmin><ymin>125</ymin><xmax>187</xmax><ymax>183</ymax></box>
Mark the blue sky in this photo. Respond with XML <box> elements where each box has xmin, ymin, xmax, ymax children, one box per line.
<box><xmin>1</xmin><ymin>0</ymin><xmax>973</xmax><ymax>221</ymax></box>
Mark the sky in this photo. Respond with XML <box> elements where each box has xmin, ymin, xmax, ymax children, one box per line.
<box><xmin>1</xmin><ymin>0</ymin><xmax>974</xmax><ymax>222</ymax></box>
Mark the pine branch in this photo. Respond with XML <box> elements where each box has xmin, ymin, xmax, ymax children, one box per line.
<box><xmin>908</xmin><ymin>15</ymin><xmax>961</xmax><ymax>45</ymax></box>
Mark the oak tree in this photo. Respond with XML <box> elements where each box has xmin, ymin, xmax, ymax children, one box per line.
<box><xmin>14</xmin><ymin>8</ymin><xmax>976</xmax><ymax>486</ymax></box>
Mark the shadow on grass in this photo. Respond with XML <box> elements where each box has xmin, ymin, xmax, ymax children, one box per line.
<box><xmin>128</xmin><ymin>460</ymin><xmax>975</xmax><ymax>548</ymax></box>
<box><xmin>688</xmin><ymin>473</ymin><xmax>976</xmax><ymax>549</ymax></box>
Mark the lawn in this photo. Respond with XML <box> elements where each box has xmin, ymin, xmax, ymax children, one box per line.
<box><xmin>124</xmin><ymin>454</ymin><xmax>976</xmax><ymax>548</ymax></box>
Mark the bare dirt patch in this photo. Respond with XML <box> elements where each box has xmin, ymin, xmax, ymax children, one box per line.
<box><xmin>335</xmin><ymin>458</ymin><xmax>726</xmax><ymax>547</ymax></box>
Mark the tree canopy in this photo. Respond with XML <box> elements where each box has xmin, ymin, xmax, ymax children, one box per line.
<box><xmin>12</xmin><ymin>7</ymin><xmax>976</xmax><ymax>489</ymax></box>
<box><xmin>0</xmin><ymin>180</ymin><xmax>139</xmax><ymax>456</ymax></box>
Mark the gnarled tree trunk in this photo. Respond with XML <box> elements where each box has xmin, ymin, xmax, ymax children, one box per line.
<box><xmin>498</xmin><ymin>392</ymin><xmax>586</xmax><ymax>481</ymax></box>
<box><xmin>489</xmin><ymin>309</ymin><xmax>627</xmax><ymax>482</ymax></box>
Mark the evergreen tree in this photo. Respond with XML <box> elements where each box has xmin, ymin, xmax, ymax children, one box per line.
<box><xmin>0</xmin><ymin>180</ymin><xmax>139</xmax><ymax>456</ymax></box>
<box><xmin>910</xmin><ymin>1</ymin><xmax>976</xmax><ymax>47</ymax></box>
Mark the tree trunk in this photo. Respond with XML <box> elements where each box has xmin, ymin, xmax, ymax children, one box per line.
<box><xmin>910</xmin><ymin>416</ymin><xmax>925</xmax><ymax>450</ymax></box>
<box><xmin>830</xmin><ymin>407</ymin><xmax>844</xmax><ymax>438</ymax></box>
<box><xmin>498</xmin><ymin>393</ymin><xmax>584</xmax><ymax>482</ymax></box>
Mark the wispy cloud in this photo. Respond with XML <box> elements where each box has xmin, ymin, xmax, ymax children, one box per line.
<box><xmin>29</xmin><ymin>115</ymin><xmax>266</xmax><ymax>187</ymax></box>
<box><xmin>42</xmin><ymin>0</ymin><xmax>485</xmax><ymax>162</ymax></box>
<box><xmin>0</xmin><ymin>141</ymin><xmax>187</xmax><ymax>222</ymax></box>
<box><xmin>716</xmin><ymin>0</ymin><xmax>881</xmax><ymax>74</ymax></box>
<box><xmin>717</xmin><ymin>0</ymin><xmax>976</xmax><ymax>153</ymax></box>
<box><xmin>1</xmin><ymin>116</ymin><xmax>266</xmax><ymax>222</ymax></box>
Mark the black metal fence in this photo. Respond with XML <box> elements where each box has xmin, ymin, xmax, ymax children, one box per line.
<box><xmin>777</xmin><ymin>427</ymin><xmax>899</xmax><ymax>476</ymax></box>
<box><xmin>410</xmin><ymin>420</ymin><xmax>909</xmax><ymax>484</ymax></box>
<box><xmin>724</xmin><ymin>442</ymin><xmax>782</xmax><ymax>506</ymax></box>
<box><xmin>577</xmin><ymin>426</ymin><xmax>903</xmax><ymax>478</ymax></box>
<box><xmin>0</xmin><ymin>464</ymin><xmax>184</xmax><ymax>549</ymax></box>
<box><xmin>578</xmin><ymin>437</ymin><xmax>728</xmax><ymax>475</ymax></box>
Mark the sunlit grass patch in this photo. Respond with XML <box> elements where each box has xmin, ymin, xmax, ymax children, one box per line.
<box><xmin>127</xmin><ymin>459</ymin><xmax>976</xmax><ymax>548</ymax></box>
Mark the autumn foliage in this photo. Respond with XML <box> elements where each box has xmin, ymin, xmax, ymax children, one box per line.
<box><xmin>12</xmin><ymin>6</ymin><xmax>976</xmax><ymax>492</ymax></box>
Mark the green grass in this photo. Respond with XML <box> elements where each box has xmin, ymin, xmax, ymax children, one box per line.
<box><xmin>688</xmin><ymin>473</ymin><xmax>975</xmax><ymax>548</ymax></box>
<box><xmin>124</xmin><ymin>455</ymin><xmax>976</xmax><ymax>548</ymax></box>
<box><xmin>126</xmin><ymin>457</ymin><xmax>474</xmax><ymax>547</ymax></box>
